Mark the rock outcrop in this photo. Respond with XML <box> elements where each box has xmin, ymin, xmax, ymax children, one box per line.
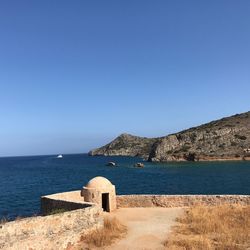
<box><xmin>89</xmin><ymin>133</ymin><xmax>157</xmax><ymax>159</ymax></box>
<box><xmin>89</xmin><ymin>112</ymin><xmax>250</xmax><ymax>162</ymax></box>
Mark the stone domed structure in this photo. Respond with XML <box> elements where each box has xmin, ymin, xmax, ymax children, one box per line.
<box><xmin>81</xmin><ymin>176</ymin><xmax>116</xmax><ymax>212</ymax></box>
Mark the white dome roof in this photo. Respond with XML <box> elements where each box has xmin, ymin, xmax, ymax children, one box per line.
<box><xmin>86</xmin><ymin>176</ymin><xmax>113</xmax><ymax>189</ymax></box>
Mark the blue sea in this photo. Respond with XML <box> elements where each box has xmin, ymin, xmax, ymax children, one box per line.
<box><xmin>0</xmin><ymin>154</ymin><xmax>249</xmax><ymax>220</ymax></box>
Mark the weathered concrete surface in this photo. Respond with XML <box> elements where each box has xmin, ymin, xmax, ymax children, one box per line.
<box><xmin>106</xmin><ymin>207</ymin><xmax>183</xmax><ymax>250</ymax></box>
<box><xmin>116</xmin><ymin>195</ymin><xmax>250</xmax><ymax>208</ymax></box>
<box><xmin>0</xmin><ymin>206</ymin><xmax>103</xmax><ymax>250</ymax></box>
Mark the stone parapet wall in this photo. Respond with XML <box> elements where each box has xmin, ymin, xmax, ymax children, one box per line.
<box><xmin>0</xmin><ymin>205</ymin><xmax>103</xmax><ymax>250</ymax></box>
<box><xmin>41</xmin><ymin>190</ymin><xmax>93</xmax><ymax>215</ymax></box>
<box><xmin>0</xmin><ymin>190</ymin><xmax>103</xmax><ymax>250</ymax></box>
<box><xmin>41</xmin><ymin>196</ymin><xmax>91</xmax><ymax>215</ymax></box>
<box><xmin>116</xmin><ymin>195</ymin><xmax>250</xmax><ymax>208</ymax></box>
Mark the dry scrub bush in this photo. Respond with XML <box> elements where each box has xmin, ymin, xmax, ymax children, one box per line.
<box><xmin>81</xmin><ymin>217</ymin><xmax>127</xmax><ymax>248</ymax></box>
<box><xmin>0</xmin><ymin>217</ymin><xmax>7</xmax><ymax>225</ymax></box>
<box><xmin>164</xmin><ymin>204</ymin><xmax>250</xmax><ymax>250</ymax></box>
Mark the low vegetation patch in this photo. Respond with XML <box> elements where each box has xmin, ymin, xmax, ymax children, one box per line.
<box><xmin>0</xmin><ymin>217</ymin><xmax>8</xmax><ymax>225</ymax></box>
<box><xmin>48</xmin><ymin>208</ymin><xmax>67</xmax><ymax>215</ymax></box>
<box><xmin>234</xmin><ymin>134</ymin><xmax>247</xmax><ymax>140</ymax></box>
<box><xmin>164</xmin><ymin>204</ymin><xmax>250</xmax><ymax>250</ymax></box>
<box><xmin>81</xmin><ymin>217</ymin><xmax>127</xmax><ymax>248</ymax></box>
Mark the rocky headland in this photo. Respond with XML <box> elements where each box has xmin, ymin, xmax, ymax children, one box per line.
<box><xmin>89</xmin><ymin>111</ymin><xmax>250</xmax><ymax>162</ymax></box>
<box><xmin>89</xmin><ymin>133</ymin><xmax>158</xmax><ymax>159</ymax></box>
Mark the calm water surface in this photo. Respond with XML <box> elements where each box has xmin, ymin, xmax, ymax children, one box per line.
<box><xmin>0</xmin><ymin>154</ymin><xmax>249</xmax><ymax>219</ymax></box>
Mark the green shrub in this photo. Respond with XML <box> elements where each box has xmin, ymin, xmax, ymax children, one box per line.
<box><xmin>234</xmin><ymin>134</ymin><xmax>247</xmax><ymax>140</ymax></box>
<box><xmin>48</xmin><ymin>208</ymin><xmax>67</xmax><ymax>215</ymax></box>
<box><xmin>181</xmin><ymin>145</ymin><xmax>191</xmax><ymax>152</ymax></box>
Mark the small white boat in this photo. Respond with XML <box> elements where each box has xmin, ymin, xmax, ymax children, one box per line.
<box><xmin>57</xmin><ymin>154</ymin><xmax>63</xmax><ymax>158</ymax></box>
<box><xmin>106</xmin><ymin>161</ymin><xmax>116</xmax><ymax>167</ymax></box>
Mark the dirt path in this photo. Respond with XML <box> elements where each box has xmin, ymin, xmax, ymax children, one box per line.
<box><xmin>105</xmin><ymin>207</ymin><xmax>184</xmax><ymax>250</ymax></box>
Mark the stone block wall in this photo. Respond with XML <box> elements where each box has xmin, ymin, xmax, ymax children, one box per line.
<box><xmin>116</xmin><ymin>195</ymin><xmax>250</xmax><ymax>208</ymax></box>
<box><xmin>0</xmin><ymin>191</ymin><xmax>103</xmax><ymax>250</ymax></box>
<box><xmin>0</xmin><ymin>205</ymin><xmax>103</xmax><ymax>250</ymax></box>
<box><xmin>40</xmin><ymin>190</ymin><xmax>93</xmax><ymax>215</ymax></box>
<box><xmin>41</xmin><ymin>196</ymin><xmax>92</xmax><ymax>215</ymax></box>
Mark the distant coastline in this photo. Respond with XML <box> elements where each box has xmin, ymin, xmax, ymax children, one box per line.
<box><xmin>89</xmin><ymin>111</ymin><xmax>250</xmax><ymax>162</ymax></box>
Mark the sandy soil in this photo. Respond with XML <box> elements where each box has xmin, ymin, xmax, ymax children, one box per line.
<box><xmin>105</xmin><ymin>207</ymin><xmax>184</xmax><ymax>250</ymax></box>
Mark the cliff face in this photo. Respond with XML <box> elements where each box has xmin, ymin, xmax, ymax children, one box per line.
<box><xmin>149</xmin><ymin>112</ymin><xmax>250</xmax><ymax>162</ymax></box>
<box><xmin>89</xmin><ymin>133</ymin><xmax>157</xmax><ymax>158</ymax></box>
<box><xmin>89</xmin><ymin>112</ymin><xmax>250</xmax><ymax>162</ymax></box>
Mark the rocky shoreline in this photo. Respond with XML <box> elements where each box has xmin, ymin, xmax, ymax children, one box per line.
<box><xmin>89</xmin><ymin>111</ymin><xmax>250</xmax><ymax>162</ymax></box>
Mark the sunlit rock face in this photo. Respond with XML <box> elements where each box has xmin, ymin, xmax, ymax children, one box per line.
<box><xmin>149</xmin><ymin>112</ymin><xmax>250</xmax><ymax>162</ymax></box>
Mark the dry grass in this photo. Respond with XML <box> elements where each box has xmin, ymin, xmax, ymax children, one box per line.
<box><xmin>81</xmin><ymin>216</ymin><xmax>127</xmax><ymax>248</ymax></box>
<box><xmin>0</xmin><ymin>216</ymin><xmax>23</xmax><ymax>225</ymax></box>
<box><xmin>164</xmin><ymin>204</ymin><xmax>250</xmax><ymax>250</ymax></box>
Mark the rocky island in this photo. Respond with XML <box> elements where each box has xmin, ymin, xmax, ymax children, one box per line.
<box><xmin>89</xmin><ymin>111</ymin><xmax>250</xmax><ymax>162</ymax></box>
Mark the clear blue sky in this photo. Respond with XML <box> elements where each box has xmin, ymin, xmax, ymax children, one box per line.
<box><xmin>0</xmin><ymin>1</ymin><xmax>249</xmax><ymax>156</ymax></box>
